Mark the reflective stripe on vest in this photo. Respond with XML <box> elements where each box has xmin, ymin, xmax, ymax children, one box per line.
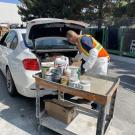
<box><xmin>79</xmin><ymin>34</ymin><xmax>110</xmax><ymax>59</ymax></box>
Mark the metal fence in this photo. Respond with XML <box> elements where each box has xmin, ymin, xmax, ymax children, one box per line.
<box><xmin>84</xmin><ymin>18</ymin><xmax>135</xmax><ymax>58</ymax></box>
<box><xmin>85</xmin><ymin>27</ymin><xmax>135</xmax><ymax>57</ymax></box>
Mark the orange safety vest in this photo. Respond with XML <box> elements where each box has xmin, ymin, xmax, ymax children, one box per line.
<box><xmin>79</xmin><ymin>34</ymin><xmax>110</xmax><ymax>59</ymax></box>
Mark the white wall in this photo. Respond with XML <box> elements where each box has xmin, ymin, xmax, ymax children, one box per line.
<box><xmin>0</xmin><ymin>2</ymin><xmax>22</xmax><ymax>24</ymax></box>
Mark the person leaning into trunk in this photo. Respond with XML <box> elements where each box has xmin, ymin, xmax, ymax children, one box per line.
<box><xmin>66</xmin><ymin>30</ymin><xmax>110</xmax><ymax>109</ymax></box>
<box><xmin>66</xmin><ymin>30</ymin><xmax>110</xmax><ymax>76</ymax></box>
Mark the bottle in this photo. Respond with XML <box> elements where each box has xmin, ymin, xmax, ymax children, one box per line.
<box><xmin>64</xmin><ymin>68</ymin><xmax>71</xmax><ymax>78</ymax></box>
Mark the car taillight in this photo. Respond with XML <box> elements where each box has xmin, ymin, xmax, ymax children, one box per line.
<box><xmin>23</xmin><ymin>59</ymin><xmax>40</xmax><ymax>71</ymax></box>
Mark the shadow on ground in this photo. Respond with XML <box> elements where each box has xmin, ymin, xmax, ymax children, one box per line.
<box><xmin>0</xmin><ymin>59</ymin><xmax>135</xmax><ymax>135</ymax></box>
<box><xmin>0</xmin><ymin>71</ymin><xmax>58</xmax><ymax>135</ymax></box>
<box><xmin>109</xmin><ymin>60</ymin><xmax>135</xmax><ymax>92</ymax></box>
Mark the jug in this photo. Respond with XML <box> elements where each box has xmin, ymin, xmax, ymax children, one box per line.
<box><xmin>69</xmin><ymin>66</ymin><xmax>80</xmax><ymax>81</ymax></box>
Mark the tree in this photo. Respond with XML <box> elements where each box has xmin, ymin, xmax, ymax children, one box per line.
<box><xmin>18</xmin><ymin>0</ymin><xmax>89</xmax><ymax>22</ymax></box>
<box><xmin>113</xmin><ymin>0</ymin><xmax>128</xmax><ymax>17</ymax></box>
<box><xmin>126</xmin><ymin>1</ymin><xmax>135</xmax><ymax>17</ymax></box>
<box><xmin>113</xmin><ymin>0</ymin><xmax>135</xmax><ymax>26</ymax></box>
<box><xmin>83</xmin><ymin>0</ymin><xmax>116</xmax><ymax>28</ymax></box>
<box><xmin>18</xmin><ymin>0</ymin><xmax>122</xmax><ymax>28</ymax></box>
<box><xmin>113</xmin><ymin>0</ymin><xmax>135</xmax><ymax>18</ymax></box>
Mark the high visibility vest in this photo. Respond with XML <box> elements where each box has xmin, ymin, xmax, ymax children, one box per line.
<box><xmin>79</xmin><ymin>34</ymin><xmax>110</xmax><ymax>59</ymax></box>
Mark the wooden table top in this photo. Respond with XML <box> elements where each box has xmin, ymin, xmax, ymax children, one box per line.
<box><xmin>33</xmin><ymin>73</ymin><xmax>120</xmax><ymax>105</ymax></box>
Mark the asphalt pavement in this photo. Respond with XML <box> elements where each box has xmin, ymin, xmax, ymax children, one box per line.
<box><xmin>107</xmin><ymin>58</ymin><xmax>135</xmax><ymax>135</ymax></box>
<box><xmin>0</xmin><ymin>55</ymin><xmax>135</xmax><ymax>135</ymax></box>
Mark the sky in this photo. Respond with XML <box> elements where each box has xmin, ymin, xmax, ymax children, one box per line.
<box><xmin>0</xmin><ymin>0</ymin><xmax>19</xmax><ymax>4</ymax></box>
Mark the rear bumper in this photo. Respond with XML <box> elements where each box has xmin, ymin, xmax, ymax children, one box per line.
<box><xmin>16</xmin><ymin>79</ymin><xmax>56</xmax><ymax>98</ymax></box>
<box><xmin>20</xmin><ymin>87</ymin><xmax>55</xmax><ymax>98</ymax></box>
<box><xmin>13</xmin><ymin>70</ymin><xmax>55</xmax><ymax>97</ymax></box>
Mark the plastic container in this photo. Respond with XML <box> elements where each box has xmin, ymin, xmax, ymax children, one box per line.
<box><xmin>60</xmin><ymin>76</ymin><xmax>69</xmax><ymax>86</ymax></box>
<box><xmin>44</xmin><ymin>73</ymin><xmax>53</xmax><ymax>82</ymax></box>
<box><xmin>51</xmin><ymin>67</ymin><xmax>63</xmax><ymax>83</ymax></box>
<box><xmin>64</xmin><ymin>68</ymin><xmax>71</xmax><ymax>78</ymax></box>
<box><xmin>78</xmin><ymin>80</ymin><xmax>91</xmax><ymax>92</ymax></box>
<box><xmin>68</xmin><ymin>80</ymin><xmax>80</xmax><ymax>89</ymax></box>
<box><xmin>55</xmin><ymin>56</ymin><xmax>69</xmax><ymax>69</ymax></box>
<box><xmin>69</xmin><ymin>66</ymin><xmax>80</xmax><ymax>81</ymax></box>
<box><xmin>41</xmin><ymin>62</ymin><xmax>54</xmax><ymax>78</ymax></box>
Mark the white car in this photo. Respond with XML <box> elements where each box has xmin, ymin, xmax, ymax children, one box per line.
<box><xmin>0</xmin><ymin>18</ymin><xmax>88</xmax><ymax>97</ymax></box>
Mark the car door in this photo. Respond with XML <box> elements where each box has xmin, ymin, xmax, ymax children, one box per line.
<box><xmin>0</xmin><ymin>32</ymin><xmax>8</xmax><ymax>68</ymax></box>
<box><xmin>7</xmin><ymin>33</ymin><xmax>19</xmax><ymax>76</ymax></box>
<box><xmin>0</xmin><ymin>31</ymin><xmax>16</xmax><ymax>75</ymax></box>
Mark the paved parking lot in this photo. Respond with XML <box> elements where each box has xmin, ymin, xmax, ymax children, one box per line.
<box><xmin>0</xmin><ymin>71</ymin><xmax>56</xmax><ymax>135</ymax></box>
<box><xmin>0</xmin><ymin>56</ymin><xmax>135</xmax><ymax>135</ymax></box>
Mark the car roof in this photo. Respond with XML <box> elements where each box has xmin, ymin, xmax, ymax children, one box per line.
<box><xmin>11</xmin><ymin>28</ymin><xmax>26</xmax><ymax>34</ymax></box>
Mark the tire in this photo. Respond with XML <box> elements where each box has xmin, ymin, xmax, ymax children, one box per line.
<box><xmin>6</xmin><ymin>68</ymin><xmax>18</xmax><ymax>97</ymax></box>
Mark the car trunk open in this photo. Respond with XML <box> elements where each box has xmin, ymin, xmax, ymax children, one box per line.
<box><xmin>29</xmin><ymin>23</ymin><xmax>83</xmax><ymax>40</ymax></box>
<box><xmin>25</xmin><ymin>19</ymin><xmax>88</xmax><ymax>63</ymax></box>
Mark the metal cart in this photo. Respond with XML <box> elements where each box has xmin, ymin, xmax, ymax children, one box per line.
<box><xmin>33</xmin><ymin>73</ymin><xmax>120</xmax><ymax>135</ymax></box>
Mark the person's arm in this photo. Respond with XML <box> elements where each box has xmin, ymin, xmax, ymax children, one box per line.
<box><xmin>80</xmin><ymin>36</ymin><xmax>98</xmax><ymax>71</ymax></box>
<box><xmin>83</xmin><ymin>48</ymin><xmax>98</xmax><ymax>71</ymax></box>
<box><xmin>74</xmin><ymin>36</ymin><xmax>93</xmax><ymax>61</ymax></box>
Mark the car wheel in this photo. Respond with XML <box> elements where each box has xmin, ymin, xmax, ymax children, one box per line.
<box><xmin>6</xmin><ymin>68</ymin><xmax>17</xmax><ymax>96</ymax></box>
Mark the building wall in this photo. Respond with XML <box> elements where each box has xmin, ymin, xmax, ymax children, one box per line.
<box><xmin>0</xmin><ymin>2</ymin><xmax>22</xmax><ymax>24</ymax></box>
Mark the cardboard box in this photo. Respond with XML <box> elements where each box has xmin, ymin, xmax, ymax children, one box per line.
<box><xmin>45</xmin><ymin>99</ymin><xmax>77</xmax><ymax>124</ymax></box>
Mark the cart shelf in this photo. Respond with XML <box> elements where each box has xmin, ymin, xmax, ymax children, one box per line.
<box><xmin>40</xmin><ymin>109</ymin><xmax>97</xmax><ymax>135</ymax></box>
<box><xmin>33</xmin><ymin>72</ymin><xmax>120</xmax><ymax>135</ymax></box>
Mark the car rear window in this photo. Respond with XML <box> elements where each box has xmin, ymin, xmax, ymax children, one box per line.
<box><xmin>35</xmin><ymin>38</ymin><xmax>76</xmax><ymax>50</ymax></box>
<box><xmin>22</xmin><ymin>33</ymin><xmax>76</xmax><ymax>50</ymax></box>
